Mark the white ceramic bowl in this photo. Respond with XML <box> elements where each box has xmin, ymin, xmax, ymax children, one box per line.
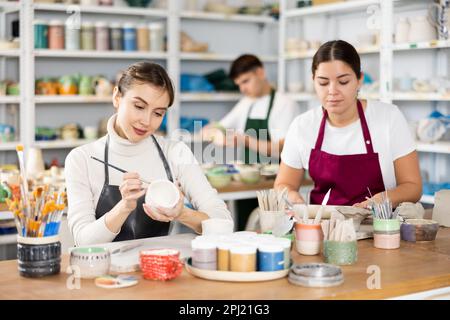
<box><xmin>69</xmin><ymin>247</ymin><xmax>110</xmax><ymax>279</ymax></box>
<box><xmin>201</xmin><ymin>218</ymin><xmax>234</xmax><ymax>235</ymax></box>
<box><xmin>145</xmin><ymin>179</ymin><xmax>180</xmax><ymax>211</ymax></box>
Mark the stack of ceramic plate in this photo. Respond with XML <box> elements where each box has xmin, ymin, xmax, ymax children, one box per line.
<box><xmin>288</xmin><ymin>263</ymin><xmax>344</xmax><ymax>287</ymax></box>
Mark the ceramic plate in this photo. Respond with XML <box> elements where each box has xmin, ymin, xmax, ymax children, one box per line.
<box><xmin>184</xmin><ymin>258</ymin><xmax>289</xmax><ymax>282</ymax></box>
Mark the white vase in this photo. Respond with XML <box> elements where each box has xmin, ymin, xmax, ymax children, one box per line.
<box><xmin>395</xmin><ymin>17</ymin><xmax>410</xmax><ymax>43</ymax></box>
<box><xmin>408</xmin><ymin>16</ymin><xmax>437</xmax><ymax>42</ymax></box>
<box><xmin>26</xmin><ymin>148</ymin><xmax>45</xmax><ymax>179</ymax></box>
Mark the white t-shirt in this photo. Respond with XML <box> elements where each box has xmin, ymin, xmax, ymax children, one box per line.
<box><xmin>281</xmin><ymin>100</ymin><xmax>416</xmax><ymax>190</ymax></box>
<box><xmin>65</xmin><ymin>114</ymin><xmax>231</xmax><ymax>246</ymax></box>
<box><xmin>219</xmin><ymin>91</ymin><xmax>301</xmax><ymax>142</ymax></box>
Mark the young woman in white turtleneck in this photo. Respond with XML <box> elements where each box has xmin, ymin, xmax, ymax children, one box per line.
<box><xmin>65</xmin><ymin>62</ymin><xmax>231</xmax><ymax>246</ymax></box>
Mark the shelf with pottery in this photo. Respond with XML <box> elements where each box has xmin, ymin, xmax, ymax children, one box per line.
<box><xmin>284</xmin><ymin>0</ymin><xmax>380</xmax><ymax>18</ymax></box>
<box><xmin>0</xmin><ymin>96</ymin><xmax>20</xmax><ymax>104</ymax></box>
<box><xmin>420</xmin><ymin>194</ymin><xmax>435</xmax><ymax>205</ymax></box>
<box><xmin>284</xmin><ymin>45</ymin><xmax>380</xmax><ymax>60</ymax></box>
<box><xmin>180</xmin><ymin>10</ymin><xmax>277</xmax><ymax>24</ymax></box>
<box><xmin>180</xmin><ymin>92</ymin><xmax>241</xmax><ymax>102</ymax></box>
<box><xmin>416</xmin><ymin>140</ymin><xmax>450</xmax><ymax>154</ymax></box>
<box><xmin>0</xmin><ymin>49</ymin><xmax>19</xmax><ymax>57</ymax></box>
<box><xmin>287</xmin><ymin>91</ymin><xmax>379</xmax><ymax>102</ymax></box>
<box><xmin>393</xmin><ymin>39</ymin><xmax>450</xmax><ymax>52</ymax></box>
<box><xmin>34</xmin><ymin>95</ymin><xmax>111</xmax><ymax>104</ymax></box>
<box><xmin>33</xmin><ymin>49</ymin><xmax>168</xmax><ymax>60</ymax></box>
<box><xmin>0</xmin><ymin>142</ymin><xmax>19</xmax><ymax>151</ymax></box>
<box><xmin>179</xmin><ymin>52</ymin><xmax>277</xmax><ymax>63</ymax></box>
<box><xmin>392</xmin><ymin>92</ymin><xmax>450</xmax><ymax>101</ymax></box>
<box><xmin>0</xmin><ymin>1</ymin><xmax>19</xmax><ymax>12</ymax></box>
<box><xmin>33</xmin><ymin>138</ymin><xmax>96</xmax><ymax>150</ymax></box>
<box><xmin>33</xmin><ymin>3</ymin><xmax>168</xmax><ymax>18</ymax></box>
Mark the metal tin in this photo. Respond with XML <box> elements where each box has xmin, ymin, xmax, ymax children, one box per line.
<box><xmin>288</xmin><ymin>263</ymin><xmax>344</xmax><ymax>287</ymax></box>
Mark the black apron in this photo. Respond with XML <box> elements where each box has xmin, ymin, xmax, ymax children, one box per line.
<box><xmin>95</xmin><ymin>135</ymin><xmax>174</xmax><ymax>242</ymax></box>
<box><xmin>243</xmin><ymin>88</ymin><xmax>276</xmax><ymax>164</ymax></box>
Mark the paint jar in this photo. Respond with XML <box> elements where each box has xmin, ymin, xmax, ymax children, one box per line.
<box><xmin>149</xmin><ymin>22</ymin><xmax>164</xmax><ymax>52</ymax></box>
<box><xmin>137</xmin><ymin>23</ymin><xmax>149</xmax><ymax>51</ymax></box>
<box><xmin>34</xmin><ymin>20</ymin><xmax>48</xmax><ymax>49</ymax></box>
<box><xmin>323</xmin><ymin>240</ymin><xmax>357</xmax><ymax>266</ymax></box>
<box><xmin>109</xmin><ymin>23</ymin><xmax>123</xmax><ymax>51</ymax></box>
<box><xmin>65</xmin><ymin>21</ymin><xmax>80</xmax><ymax>50</ymax></box>
<box><xmin>80</xmin><ymin>22</ymin><xmax>95</xmax><ymax>50</ymax></box>
<box><xmin>48</xmin><ymin>20</ymin><xmax>64</xmax><ymax>50</ymax></box>
<box><xmin>17</xmin><ymin>235</ymin><xmax>61</xmax><ymax>278</ymax></box>
<box><xmin>191</xmin><ymin>239</ymin><xmax>217</xmax><ymax>270</ymax></box>
<box><xmin>95</xmin><ymin>22</ymin><xmax>109</xmax><ymax>51</ymax></box>
<box><xmin>230</xmin><ymin>245</ymin><xmax>257</xmax><ymax>272</ymax></box>
<box><xmin>373</xmin><ymin>231</ymin><xmax>400</xmax><ymax>249</ymax></box>
<box><xmin>373</xmin><ymin>218</ymin><xmax>400</xmax><ymax>233</ymax></box>
<box><xmin>294</xmin><ymin>222</ymin><xmax>323</xmax><ymax>256</ymax></box>
<box><xmin>273</xmin><ymin>237</ymin><xmax>292</xmax><ymax>269</ymax></box>
<box><xmin>217</xmin><ymin>242</ymin><xmax>233</xmax><ymax>271</ymax></box>
<box><xmin>123</xmin><ymin>23</ymin><xmax>137</xmax><ymax>52</ymax></box>
<box><xmin>257</xmin><ymin>243</ymin><xmax>285</xmax><ymax>272</ymax></box>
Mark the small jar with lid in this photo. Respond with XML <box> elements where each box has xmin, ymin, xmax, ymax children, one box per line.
<box><xmin>109</xmin><ymin>23</ymin><xmax>123</xmax><ymax>51</ymax></box>
<box><xmin>48</xmin><ymin>20</ymin><xmax>64</xmax><ymax>50</ymax></box>
<box><xmin>136</xmin><ymin>23</ymin><xmax>149</xmax><ymax>51</ymax></box>
<box><xmin>95</xmin><ymin>22</ymin><xmax>109</xmax><ymax>51</ymax></box>
<box><xmin>257</xmin><ymin>243</ymin><xmax>285</xmax><ymax>272</ymax></box>
<box><xmin>191</xmin><ymin>239</ymin><xmax>217</xmax><ymax>270</ymax></box>
<box><xmin>34</xmin><ymin>20</ymin><xmax>48</xmax><ymax>49</ymax></box>
<box><xmin>81</xmin><ymin>22</ymin><xmax>95</xmax><ymax>50</ymax></box>
<box><xmin>230</xmin><ymin>245</ymin><xmax>256</xmax><ymax>272</ymax></box>
<box><xmin>122</xmin><ymin>23</ymin><xmax>137</xmax><ymax>52</ymax></box>
<box><xmin>148</xmin><ymin>22</ymin><xmax>164</xmax><ymax>52</ymax></box>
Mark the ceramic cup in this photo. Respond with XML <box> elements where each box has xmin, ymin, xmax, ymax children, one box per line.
<box><xmin>139</xmin><ymin>248</ymin><xmax>183</xmax><ymax>281</ymax></box>
<box><xmin>145</xmin><ymin>179</ymin><xmax>180</xmax><ymax>214</ymax></box>
<box><xmin>83</xmin><ymin>126</ymin><xmax>98</xmax><ymax>140</ymax></box>
<box><xmin>259</xmin><ymin>210</ymin><xmax>285</xmax><ymax>233</ymax></box>
<box><xmin>323</xmin><ymin>240</ymin><xmax>358</xmax><ymax>266</ymax></box>
<box><xmin>201</xmin><ymin>218</ymin><xmax>234</xmax><ymax>236</ymax></box>
<box><xmin>373</xmin><ymin>218</ymin><xmax>400</xmax><ymax>233</ymax></box>
<box><xmin>69</xmin><ymin>247</ymin><xmax>111</xmax><ymax>279</ymax></box>
<box><xmin>373</xmin><ymin>232</ymin><xmax>400</xmax><ymax>249</ymax></box>
<box><xmin>294</xmin><ymin>222</ymin><xmax>323</xmax><ymax>256</ymax></box>
<box><xmin>17</xmin><ymin>235</ymin><xmax>61</xmax><ymax>278</ymax></box>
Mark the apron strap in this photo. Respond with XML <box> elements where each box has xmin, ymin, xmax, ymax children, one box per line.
<box><xmin>104</xmin><ymin>135</ymin><xmax>110</xmax><ymax>185</ymax></box>
<box><xmin>151</xmin><ymin>135</ymin><xmax>174</xmax><ymax>182</ymax></box>
<box><xmin>314</xmin><ymin>100</ymin><xmax>374</xmax><ymax>154</ymax></box>
<box><xmin>245</xmin><ymin>87</ymin><xmax>276</xmax><ymax>126</ymax></box>
<box><xmin>356</xmin><ymin>100</ymin><xmax>375</xmax><ymax>154</ymax></box>
<box><xmin>102</xmin><ymin>134</ymin><xmax>174</xmax><ymax>185</ymax></box>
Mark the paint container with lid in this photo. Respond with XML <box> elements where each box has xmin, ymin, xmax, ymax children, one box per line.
<box><xmin>95</xmin><ymin>22</ymin><xmax>109</xmax><ymax>51</ymax></box>
<box><xmin>17</xmin><ymin>235</ymin><xmax>61</xmax><ymax>278</ymax></box>
<box><xmin>191</xmin><ymin>239</ymin><xmax>217</xmax><ymax>270</ymax></box>
<box><xmin>257</xmin><ymin>243</ymin><xmax>284</xmax><ymax>272</ymax></box>
<box><xmin>273</xmin><ymin>237</ymin><xmax>291</xmax><ymax>269</ymax></box>
<box><xmin>34</xmin><ymin>20</ymin><xmax>48</xmax><ymax>49</ymax></box>
<box><xmin>109</xmin><ymin>23</ymin><xmax>123</xmax><ymax>51</ymax></box>
<box><xmin>123</xmin><ymin>23</ymin><xmax>137</xmax><ymax>52</ymax></box>
<box><xmin>230</xmin><ymin>245</ymin><xmax>256</xmax><ymax>272</ymax></box>
<box><xmin>48</xmin><ymin>20</ymin><xmax>64</xmax><ymax>50</ymax></box>
<box><xmin>217</xmin><ymin>241</ymin><xmax>234</xmax><ymax>271</ymax></box>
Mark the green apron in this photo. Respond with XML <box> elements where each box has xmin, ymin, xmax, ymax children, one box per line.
<box><xmin>243</xmin><ymin>88</ymin><xmax>276</xmax><ymax>164</ymax></box>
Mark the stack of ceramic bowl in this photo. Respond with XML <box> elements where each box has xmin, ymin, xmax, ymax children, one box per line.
<box><xmin>373</xmin><ymin>218</ymin><xmax>401</xmax><ymax>249</ymax></box>
<box><xmin>288</xmin><ymin>263</ymin><xmax>344</xmax><ymax>287</ymax></box>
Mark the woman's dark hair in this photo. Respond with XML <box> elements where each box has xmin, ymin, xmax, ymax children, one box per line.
<box><xmin>229</xmin><ymin>54</ymin><xmax>264</xmax><ymax>80</ymax></box>
<box><xmin>312</xmin><ymin>40</ymin><xmax>361</xmax><ymax>79</ymax></box>
<box><xmin>117</xmin><ymin>61</ymin><xmax>175</xmax><ymax>107</ymax></box>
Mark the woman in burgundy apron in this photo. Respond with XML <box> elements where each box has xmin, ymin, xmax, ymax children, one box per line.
<box><xmin>275</xmin><ymin>40</ymin><xmax>422</xmax><ymax>208</ymax></box>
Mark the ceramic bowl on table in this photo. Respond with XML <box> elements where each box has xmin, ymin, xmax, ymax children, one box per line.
<box><xmin>400</xmin><ymin>219</ymin><xmax>439</xmax><ymax>242</ymax></box>
<box><xmin>69</xmin><ymin>247</ymin><xmax>111</xmax><ymax>279</ymax></box>
<box><xmin>238</xmin><ymin>166</ymin><xmax>261</xmax><ymax>184</ymax></box>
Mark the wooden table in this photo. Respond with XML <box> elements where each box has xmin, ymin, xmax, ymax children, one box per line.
<box><xmin>0</xmin><ymin>228</ymin><xmax>449</xmax><ymax>300</ymax></box>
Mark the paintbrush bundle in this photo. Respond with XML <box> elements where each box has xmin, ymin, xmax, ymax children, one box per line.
<box><xmin>366</xmin><ymin>191</ymin><xmax>398</xmax><ymax>220</ymax></box>
<box><xmin>256</xmin><ymin>188</ymin><xmax>288</xmax><ymax>212</ymax></box>
<box><xmin>5</xmin><ymin>186</ymin><xmax>66</xmax><ymax>237</ymax></box>
<box><xmin>322</xmin><ymin>217</ymin><xmax>356</xmax><ymax>242</ymax></box>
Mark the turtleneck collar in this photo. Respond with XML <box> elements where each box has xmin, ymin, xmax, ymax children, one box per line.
<box><xmin>106</xmin><ymin>113</ymin><xmax>153</xmax><ymax>157</ymax></box>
